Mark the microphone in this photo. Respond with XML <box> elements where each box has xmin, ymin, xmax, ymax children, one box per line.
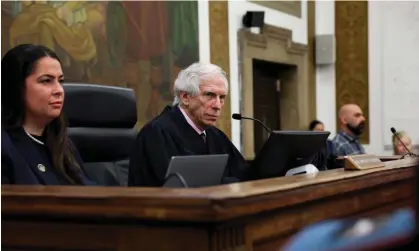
<box><xmin>390</xmin><ymin>127</ymin><xmax>416</xmax><ymax>158</ymax></box>
<box><xmin>232</xmin><ymin>113</ymin><xmax>272</xmax><ymax>134</ymax></box>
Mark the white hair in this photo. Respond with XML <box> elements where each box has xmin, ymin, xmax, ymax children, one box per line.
<box><xmin>173</xmin><ymin>62</ymin><xmax>229</xmax><ymax>106</ymax></box>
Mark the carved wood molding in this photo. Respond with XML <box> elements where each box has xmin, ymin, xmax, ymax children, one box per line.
<box><xmin>335</xmin><ymin>1</ymin><xmax>370</xmax><ymax>144</ymax></box>
<box><xmin>243</xmin><ymin>25</ymin><xmax>307</xmax><ymax>55</ymax></box>
<box><xmin>210</xmin><ymin>225</ymin><xmax>247</xmax><ymax>251</ymax></box>
<box><xmin>209</xmin><ymin>2</ymin><xmax>231</xmax><ymax>138</ymax></box>
<box><xmin>244</xmin><ymin>33</ymin><xmax>268</xmax><ymax>49</ymax></box>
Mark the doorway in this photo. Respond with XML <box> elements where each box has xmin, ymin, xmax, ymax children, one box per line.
<box><xmin>252</xmin><ymin>59</ymin><xmax>297</xmax><ymax>154</ymax></box>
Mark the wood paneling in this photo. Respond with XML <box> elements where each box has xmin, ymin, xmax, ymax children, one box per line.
<box><xmin>2</xmin><ymin>158</ymin><xmax>417</xmax><ymax>251</ymax></box>
<box><xmin>307</xmin><ymin>0</ymin><xmax>317</xmax><ymax>120</ymax></box>
<box><xmin>209</xmin><ymin>2</ymin><xmax>231</xmax><ymax>138</ymax></box>
<box><xmin>335</xmin><ymin>1</ymin><xmax>370</xmax><ymax>143</ymax></box>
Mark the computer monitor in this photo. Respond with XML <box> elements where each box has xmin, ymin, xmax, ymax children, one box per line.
<box><xmin>248</xmin><ymin>131</ymin><xmax>331</xmax><ymax>180</ymax></box>
<box><xmin>163</xmin><ymin>154</ymin><xmax>229</xmax><ymax>188</ymax></box>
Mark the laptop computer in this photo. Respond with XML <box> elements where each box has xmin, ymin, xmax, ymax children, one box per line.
<box><xmin>163</xmin><ymin>154</ymin><xmax>229</xmax><ymax>188</ymax></box>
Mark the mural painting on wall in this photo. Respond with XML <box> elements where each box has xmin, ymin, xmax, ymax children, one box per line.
<box><xmin>1</xmin><ymin>1</ymin><xmax>199</xmax><ymax>128</ymax></box>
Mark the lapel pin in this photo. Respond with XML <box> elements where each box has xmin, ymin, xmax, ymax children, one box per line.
<box><xmin>37</xmin><ymin>164</ymin><xmax>46</xmax><ymax>172</ymax></box>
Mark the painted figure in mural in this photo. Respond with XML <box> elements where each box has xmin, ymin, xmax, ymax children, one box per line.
<box><xmin>2</xmin><ymin>1</ymin><xmax>200</xmax><ymax>126</ymax></box>
<box><xmin>107</xmin><ymin>1</ymin><xmax>199</xmax><ymax>121</ymax></box>
<box><xmin>6</xmin><ymin>1</ymin><xmax>101</xmax><ymax>80</ymax></box>
<box><xmin>168</xmin><ymin>1</ymin><xmax>199</xmax><ymax>97</ymax></box>
<box><xmin>107</xmin><ymin>1</ymin><xmax>169</xmax><ymax>120</ymax></box>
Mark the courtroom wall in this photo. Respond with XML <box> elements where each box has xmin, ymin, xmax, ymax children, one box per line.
<box><xmin>316</xmin><ymin>1</ymin><xmax>419</xmax><ymax>155</ymax></box>
<box><xmin>368</xmin><ymin>1</ymin><xmax>419</xmax><ymax>155</ymax></box>
<box><xmin>315</xmin><ymin>1</ymin><xmax>336</xmax><ymax>139</ymax></box>
<box><xmin>227</xmin><ymin>0</ymin><xmax>308</xmax><ymax>150</ymax></box>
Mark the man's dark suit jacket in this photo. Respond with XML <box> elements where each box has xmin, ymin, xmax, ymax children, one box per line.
<box><xmin>1</xmin><ymin>127</ymin><xmax>95</xmax><ymax>185</ymax></box>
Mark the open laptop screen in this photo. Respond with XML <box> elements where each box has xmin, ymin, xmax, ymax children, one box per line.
<box><xmin>163</xmin><ymin>154</ymin><xmax>229</xmax><ymax>188</ymax></box>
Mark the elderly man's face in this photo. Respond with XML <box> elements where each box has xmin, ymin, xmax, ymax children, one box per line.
<box><xmin>395</xmin><ymin>136</ymin><xmax>412</xmax><ymax>155</ymax></box>
<box><xmin>181</xmin><ymin>77</ymin><xmax>227</xmax><ymax>130</ymax></box>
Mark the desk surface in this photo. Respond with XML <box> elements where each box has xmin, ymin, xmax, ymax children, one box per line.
<box><xmin>2</xmin><ymin>158</ymin><xmax>417</xmax><ymax>222</ymax></box>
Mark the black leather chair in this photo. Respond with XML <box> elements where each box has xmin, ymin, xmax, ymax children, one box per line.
<box><xmin>62</xmin><ymin>83</ymin><xmax>138</xmax><ymax>186</ymax></box>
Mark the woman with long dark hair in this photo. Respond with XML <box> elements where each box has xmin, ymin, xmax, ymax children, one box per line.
<box><xmin>1</xmin><ymin>44</ymin><xmax>95</xmax><ymax>185</ymax></box>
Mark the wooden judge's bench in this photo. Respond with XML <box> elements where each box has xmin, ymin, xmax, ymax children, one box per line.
<box><xmin>2</xmin><ymin>157</ymin><xmax>417</xmax><ymax>251</ymax></box>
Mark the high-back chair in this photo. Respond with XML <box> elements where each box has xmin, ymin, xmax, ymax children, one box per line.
<box><xmin>62</xmin><ymin>83</ymin><xmax>137</xmax><ymax>186</ymax></box>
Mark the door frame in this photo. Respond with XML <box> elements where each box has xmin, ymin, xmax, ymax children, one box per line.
<box><xmin>239</xmin><ymin>24</ymin><xmax>311</xmax><ymax>159</ymax></box>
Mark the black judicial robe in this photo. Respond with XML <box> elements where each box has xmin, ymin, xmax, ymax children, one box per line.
<box><xmin>128</xmin><ymin>105</ymin><xmax>248</xmax><ymax>187</ymax></box>
<box><xmin>1</xmin><ymin>127</ymin><xmax>96</xmax><ymax>185</ymax></box>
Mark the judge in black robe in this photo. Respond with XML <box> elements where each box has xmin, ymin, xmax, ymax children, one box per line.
<box><xmin>128</xmin><ymin>105</ymin><xmax>248</xmax><ymax>187</ymax></box>
<box><xmin>128</xmin><ymin>62</ymin><xmax>248</xmax><ymax>187</ymax></box>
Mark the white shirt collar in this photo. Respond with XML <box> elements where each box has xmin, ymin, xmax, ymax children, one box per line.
<box><xmin>178</xmin><ymin>105</ymin><xmax>206</xmax><ymax>136</ymax></box>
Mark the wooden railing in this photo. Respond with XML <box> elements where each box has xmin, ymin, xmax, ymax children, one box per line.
<box><xmin>2</xmin><ymin>158</ymin><xmax>417</xmax><ymax>251</ymax></box>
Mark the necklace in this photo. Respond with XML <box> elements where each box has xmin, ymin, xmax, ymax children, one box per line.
<box><xmin>24</xmin><ymin>130</ymin><xmax>45</xmax><ymax>145</ymax></box>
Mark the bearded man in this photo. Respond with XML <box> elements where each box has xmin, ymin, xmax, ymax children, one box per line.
<box><xmin>332</xmin><ymin>104</ymin><xmax>367</xmax><ymax>156</ymax></box>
